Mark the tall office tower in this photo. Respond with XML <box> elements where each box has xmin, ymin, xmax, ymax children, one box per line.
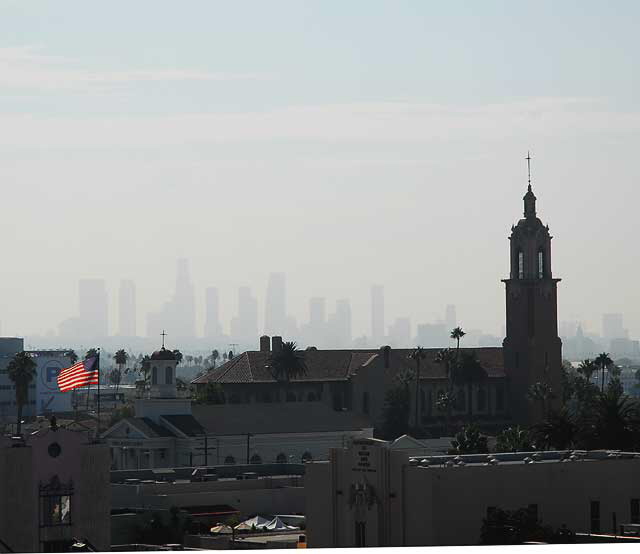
<box><xmin>264</xmin><ymin>272</ymin><xmax>286</xmax><ymax>336</ymax></box>
<box><xmin>230</xmin><ymin>287</ymin><xmax>258</xmax><ymax>344</ymax></box>
<box><xmin>118</xmin><ymin>280</ymin><xmax>136</xmax><ymax>337</ymax></box>
<box><xmin>388</xmin><ymin>317</ymin><xmax>411</xmax><ymax>347</ymax></box>
<box><xmin>204</xmin><ymin>287</ymin><xmax>223</xmax><ymax>338</ymax></box>
<box><xmin>602</xmin><ymin>313</ymin><xmax>626</xmax><ymax>340</ymax></box>
<box><xmin>415</xmin><ymin>322</ymin><xmax>447</xmax><ymax>348</ymax></box>
<box><xmin>445</xmin><ymin>304</ymin><xmax>456</xmax><ymax>331</ymax></box>
<box><xmin>327</xmin><ymin>299</ymin><xmax>352</xmax><ymax>348</ymax></box>
<box><xmin>309</xmin><ymin>297</ymin><xmax>326</xmax><ymax>327</ymax></box>
<box><xmin>78</xmin><ymin>279</ymin><xmax>108</xmax><ymax>339</ymax></box>
<box><xmin>371</xmin><ymin>285</ymin><xmax>384</xmax><ymax>346</ymax></box>
<box><xmin>173</xmin><ymin>258</ymin><xmax>196</xmax><ymax>339</ymax></box>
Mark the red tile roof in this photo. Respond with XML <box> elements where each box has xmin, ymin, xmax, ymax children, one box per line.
<box><xmin>191</xmin><ymin>347</ymin><xmax>505</xmax><ymax>385</ymax></box>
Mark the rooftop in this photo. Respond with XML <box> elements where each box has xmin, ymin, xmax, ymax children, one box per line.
<box><xmin>192</xmin><ymin>346</ymin><xmax>505</xmax><ymax>385</ymax></box>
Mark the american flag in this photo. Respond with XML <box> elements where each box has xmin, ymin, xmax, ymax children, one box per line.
<box><xmin>57</xmin><ymin>356</ymin><xmax>99</xmax><ymax>392</ymax></box>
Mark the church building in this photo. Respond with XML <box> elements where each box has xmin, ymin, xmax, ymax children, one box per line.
<box><xmin>194</xmin><ymin>169</ymin><xmax>563</xmax><ymax>430</ymax></box>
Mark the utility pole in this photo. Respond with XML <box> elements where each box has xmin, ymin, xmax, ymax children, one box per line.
<box><xmin>246</xmin><ymin>433</ymin><xmax>253</xmax><ymax>464</ymax></box>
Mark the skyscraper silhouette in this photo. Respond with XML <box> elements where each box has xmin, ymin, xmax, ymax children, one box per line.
<box><xmin>78</xmin><ymin>279</ymin><xmax>108</xmax><ymax>338</ymax></box>
<box><xmin>371</xmin><ymin>285</ymin><xmax>384</xmax><ymax>346</ymax></box>
<box><xmin>118</xmin><ymin>279</ymin><xmax>136</xmax><ymax>337</ymax></box>
<box><xmin>264</xmin><ymin>272</ymin><xmax>286</xmax><ymax>336</ymax></box>
<box><xmin>204</xmin><ymin>287</ymin><xmax>223</xmax><ymax>338</ymax></box>
<box><xmin>230</xmin><ymin>286</ymin><xmax>258</xmax><ymax>345</ymax></box>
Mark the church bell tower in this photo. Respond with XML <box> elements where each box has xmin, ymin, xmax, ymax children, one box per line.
<box><xmin>502</xmin><ymin>154</ymin><xmax>562</xmax><ymax>424</ymax></box>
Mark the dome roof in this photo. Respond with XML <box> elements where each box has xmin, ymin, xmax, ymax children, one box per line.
<box><xmin>150</xmin><ymin>347</ymin><xmax>176</xmax><ymax>361</ymax></box>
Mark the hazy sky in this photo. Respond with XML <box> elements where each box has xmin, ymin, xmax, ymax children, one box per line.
<box><xmin>1</xmin><ymin>1</ymin><xmax>639</xmax><ymax>340</ymax></box>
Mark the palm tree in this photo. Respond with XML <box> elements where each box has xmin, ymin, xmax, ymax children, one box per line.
<box><xmin>577</xmin><ymin>359</ymin><xmax>597</xmax><ymax>383</ymax></box>
<box><xmin>67</xmin><ymin>349</ymin><xmax>78</xmax><ymax>365</ymax></box>
<box><xmin>451</xmin><ymin>326</ymin><xmax>466</xmax><ymax>356</ymax></box>
<box><xmin>409</xmin><ymin>347</ymin><xmax>426</xmax><ymax>429</ymax></box>
<box><xmin>532</xmin><ymin>409</ymin><xmax>577</xmax><ymax>450</ymax></box>
<box><xmin>270</xmin><ymin>341</ymin><xmax>307</xmax><ymax>382</ymax></box>
<box><xmin>496</xmin><ymin>426</ymin><xmax>533</xmax><ymax>453</ymax></box>
<box><xmin>435</xmin><ymin>348</ymin><xmax>457</xmax><ymax>433</ymax></box>
<box><xmin>172</xmin><ymin>349</ymin><xmax>183</xmax><ymax>365</ymax></box>
<box><xmin>7</xmin><ymin>351</ymin><xmax>37</xmax><ymax>436</ymax></box>
<box><xmin>211</xmin><ymin>349</ymin><xmax>220</xmax><ymax>368</ymax></box>
<box><xmin>527</xmin><ymin>381</ymin><xmax>554</xmax><ymax>418</ymax></box>
<box><xmin>114</xmin><ymin>349</ymin><xmax>128</xmax><ymax>396</ymax></box>
<box><xmin>586</xmin><ymin>387</ymin><xmax>640</xmax><ymax>450</ymax></box>
<box><xmin>595</xmin><ymin>352</ymin><xmax>613</xmax><ymax>393</ymax></box>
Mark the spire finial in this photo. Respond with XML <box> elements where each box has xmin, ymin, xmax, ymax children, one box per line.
<box><xmin>161</xmin><ymin>330</ymin><xmax>167</xmax><ymax>349</ymax></box>
<box><xmin>526</xmin><ymin>151</ymin><xmax>532</xmax><ymax>192</ymax></box>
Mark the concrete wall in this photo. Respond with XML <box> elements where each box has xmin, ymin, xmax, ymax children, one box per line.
<box><xmin>306</xmin><ymin>439</ymin><xmax>640</xmax><ymax>547</ymax></box>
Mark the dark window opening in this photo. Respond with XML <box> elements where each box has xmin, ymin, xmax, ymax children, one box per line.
<box><xmin>362</xmin><ymin>392</ymin><xmax>369</xmax><ymax>415</ymax></box>
<box><xmin>151</xmin><ymin>367</ymin><xmax>157</xmax><ymax>385</ymax></box>
<box><xmin>477</xmin><ymin>387</ymin><xmax>487</xmax><ymax>411</ymax></box>
<box><xmin>496</xmin><ymin>387</ymin><xmax>505</xmax><ymax>411</ymax></box>
<box><xmin>591</xmin><ymin>500</ymin><xmax>600</xmax><ymax>533</ymax></box>
<box><xmin>165</xmin><ymin>366</ymin><xmax>173</xmax><ymax>385</ymax></box>
<box><xmin>286</xmin><ymin>392</ymin><xmax>296</xmax><ymax>402</ymax></box>
<box><xmin>631</xmin><ymin>499</ymin><xmax>639</xmax><ymax>524</ymax></box>
<box><xmin>307</xmin><ymin>392</ymin><xmax>317</xmax><ymax>402</ymax></box>
<box><xmin>276</xmin><ymin>453</ymin><xmax>287</xmax><ymax>463</ymax></box>
<box><xmin>224</xmin><ymin>455</ymin><xmax>236</xmax><ymax>465</ymax></box>
<box><xmin>355</xmin><ymin>522</ymin><xmax>366</xmax><ymax>547</ymax></box>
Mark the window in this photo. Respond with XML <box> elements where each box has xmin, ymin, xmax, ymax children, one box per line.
<box><xmin>250</xmin><ymin>454</ymin><xmax>262</xmax><ymax>464</ymax></box>
<box><xmin>420</xmin><ymin>389</ymin><xmax>426</xmax><ymax>414</ymax></box>
<box><xmin>455</xmin><ymin>387</ymin><xmax>466</xmax><ymax>411</ymax></box>
<box><xmin>631</xmin><ymin>499</ymin><xmax>639</xmax><ymax>524</ymax></box>
<box><xmin>355</xmin><ymin>522</ymin><xmax>366</xmax><ymax>547</ymax></box>
<box><xmin>41</xmin><ymin>495</ymin><xmax>71</xmax><ymax>526</ymax></box>
<box><xmin>496</xmin><ymin>387</ymin><xmax>505</xmax><ymax>411</ymax></box>
<box><xmin>591</xmin><ymin>500</ymin><xmax>600</xmax><ymax>533</ymax></box>
<box><xmin>165</xmin><ymin>366</ymin><xmax>173</xmax><ymax>385</ymax></box>
<box><xmin>518</xmin><ymin>251</ymin><xmax>524</xmax><ymax>279</ymax></box>
<box><xmin>332</xmin><ymin>393</ymin><xmax>343</xmax><ymax>411</ymax></box>
<box><xmin>362</xmin><ymin>392</ymin><xmax>369</xmax><ymax>415</ymax></box>
<box><xmin>286</xmin><ymin>392</ymin><xmax>296</xmax><ymax>402</ymax></box>
<box><xmin>302</xmin><ymin>452</ymin><xmax>313</xmax><ymax>463</ymax></box>
<box><xmin>224</xmin><ymin>455</ymin><xmax>236</xmax><ymax>465</ymax></box>
<box><xmin>538</xmin><ymin>250</ymin><xmax>544</xmax><ymax>279</ymax></box>
<box><xmin>307</xmin><ymin>392</ymin><xmax>317</xmax><ymax>402</ymax></box>
<box><xmin>276</xmin><ymin>453</ymin><xmax>287</xmax><ymax>463</ymax></box>
<box><xmin>151</xmin><ymin>367</ymin><xmax>157</xmax><ymax>385</ymax></box>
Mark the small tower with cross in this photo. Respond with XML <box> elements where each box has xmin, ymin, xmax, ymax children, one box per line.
<box><xmin>148</xmin><ymin>330</ymin><xmax>178</xmax><ymax>399</ymax></box>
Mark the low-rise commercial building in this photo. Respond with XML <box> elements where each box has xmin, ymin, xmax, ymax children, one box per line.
<box><xmin>305</xmin><ymin>438</ymin><xmax>640</xmax><ymax>548</ymax></box>
<box><xmin>0</xmin><ymin>422</ymin><xmax>110</xmax><ymax>552</ymax></box>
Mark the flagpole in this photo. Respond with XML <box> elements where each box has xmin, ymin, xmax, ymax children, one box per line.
<box><xmin>96</xmin><ymin>349</ymin><xmax>101</xmax><ymax>441</ymax></box>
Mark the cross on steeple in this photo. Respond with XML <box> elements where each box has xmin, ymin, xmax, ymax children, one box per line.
<box><xmin>526</xmin><ymin>151</ymin><xmax>532</xmax><ymax>192</ymax></box>
<box><xmin>161</xmin><ymin>330</ymin><xmax>167</xmax><ymax>349</ymax></box>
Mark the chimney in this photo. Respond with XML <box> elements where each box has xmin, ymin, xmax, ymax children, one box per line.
<box><xmin>381</xmin><ymin>345</ymin><xmax>391</xmax><ymax>368</ymax></box>
<box><xmin>260</xmin><ymin>335</ymin><xmax>271</xmax><ymax>352</ymax></box>
<box><xmin>272</xmin><ymin>336</ymin><xmax>283</xmax><ymax>354</ymax></box>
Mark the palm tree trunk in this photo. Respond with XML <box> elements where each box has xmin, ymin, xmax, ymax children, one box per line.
<box><xmin>468</xmin><ymin>383</ymin><xmax>473</xmax><ymax>423</ymax></box>
<box><xmin>415</xmin><ymin>360</ymin><xmax>421</xmax><ymax>430</ymax></box>
<box><xmin>601</xmin><ymin>365</ymin><xmax>605</xmax><ymax>393</ymax></box>
<box><xmin>16</xmin><ymin>401</ymin><xmax>22</xmax><ymax>436</ymax></box>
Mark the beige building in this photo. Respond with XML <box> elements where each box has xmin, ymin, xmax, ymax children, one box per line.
<box><xmin>305</xmin><ymin>438</ymin><xmax>640</xmax><ymax>547</ymax></box>
<box><xmin>103</xmin><ymin>346</ymin><xmax>372</xmax><ymax>469</ymax></box>
<box><xmin>0</xmin><ymin>422</ymin><xmax>110</xmax><ymax>552</ymax></box>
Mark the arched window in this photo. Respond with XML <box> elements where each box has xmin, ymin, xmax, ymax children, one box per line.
<box><xmin>362</xmin><ymin>392</ymin><xmax>369</xmax><ymax>415</ymax></box>
<box><xmin>518</xmin><ymin>251</ymin><xmax>524</xmax><ymax>279</ymax></box>
<box><xmin>151</xmin><ymin>367</ymin><xmax>158</xmax><ymax>385</ymax></box>
<box><xmin>250</xmin><ymin>454</ymin><xmax>262</xmax><ymax>464</ymax></box>
<box><xmin>276</xmin><ymin>453</ymin><xmax>287</xmax><ymax>463</ymax></box>
<box><xmin>224</xmin><ymin>455</ymin><xmax>236</xmax><ymax>465</ymax></box>
<box><xmin>301</xmin><ymin>452</ymin><xmax>313</xmax><ymax>463</ymax></box>
<box><xmin>538</xmin><ymin>250</ymin><xmax>544</xmax><ymax>279</ymax></box>
<box><xmin>165</xmin><ymin>366</ymin><xmax>173</xmax><ymax>385</ymax></box>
